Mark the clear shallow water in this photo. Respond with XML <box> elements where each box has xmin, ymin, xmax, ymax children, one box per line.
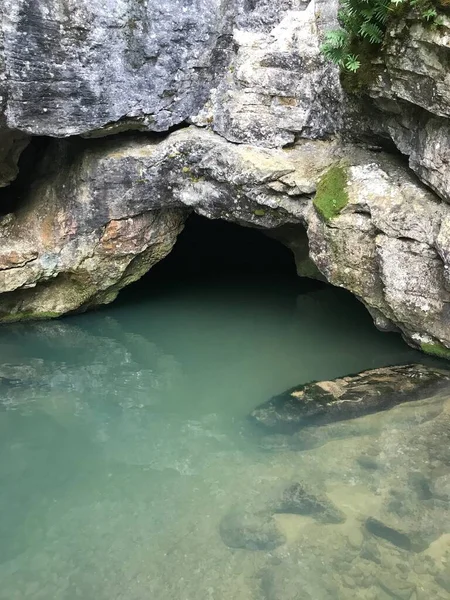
<box><xmin>0</xmin><ymin>274</ymin><xmax>449</xmax><ymax>600</ymax></box>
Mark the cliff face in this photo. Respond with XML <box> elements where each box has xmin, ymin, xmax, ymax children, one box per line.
<box><xmin>1</xmin><ymin>0</ymin><xmax>450</xmax><ymax>356</ymax></box>
<box><xmin>369</xmin><ymin>14</ymin><xmax>450</xmax><ymax>204</ymax></box>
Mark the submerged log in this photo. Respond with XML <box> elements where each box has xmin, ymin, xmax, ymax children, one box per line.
<box><xmin>249</xmin><ymin>364</ymin><xmax>450</xmax><ymax>434</ymax></box>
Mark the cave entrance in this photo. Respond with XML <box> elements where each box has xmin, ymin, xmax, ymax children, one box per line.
<box><xmin>112</xmin><ymin>212</ymin><xmax>421</xmax><ymax>383</ymax></box>
<box><xmin>119</xmin><ymin>213</ymin><xmax>324</xmax><ymax>300</ymax></box>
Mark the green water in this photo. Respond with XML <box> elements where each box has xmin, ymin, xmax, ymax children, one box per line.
<box><xmin>0</xmin><ymin>275</ymin><xmax>449</xmax><ymax>600</ymax></box>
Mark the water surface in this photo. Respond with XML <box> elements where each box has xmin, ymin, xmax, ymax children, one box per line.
<box><xmin>0</xmin><ymin>274</ymin><xmax>449</xmax><ymax>600</ymax></box>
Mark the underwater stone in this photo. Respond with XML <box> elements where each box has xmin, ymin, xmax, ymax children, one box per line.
<box><xmin>273</xmin><ymin>481</ymin><xmax>346</xmax><ymax>524</ymax></box>
<box><xmin>431</xmin><ymin>474</ymin><xmax>450</xmax><ymax>500</ymax></box>
<box><xmin>219</xmin><ymin>508</ymin><xmax>285</xmax><ymax>551</ymax></box>
<box><xmin>249</xmin><ymin>364</ymin><xmax>450</xmax><ymax>434</ymax></box>
<box><xmin>377</xmin><ymin>574</ymin><xmax>416</xmax><ymax>600</ymax></box>
<box><xmin>435</xmin><ymin>572</ymin><xmax>450</xmax><ymax>594</ymax></box>
<box><xmin>365</xmin><ymin>518</ymin><xmax>414</xmax><ymax>552</ymax></box>
<box><xmin>259</xmin><ymin>568</ymin><xmax>314</xmax><ymax>600</ymax></box>
<box><xmin>365</xmin><ymin>514</ymin><xmax>442</xmax><ymax>554</ymax></box>
<box><xmin>360</xmin><ymin>540</ymin><xmax>382</xmax><ymax>565</ymax></box>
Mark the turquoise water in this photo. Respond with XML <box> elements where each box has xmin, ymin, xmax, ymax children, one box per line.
<box><xmin>0</xmin><ymin>274</ymin><xmax>449</xmax><ymax>600</ymax></box>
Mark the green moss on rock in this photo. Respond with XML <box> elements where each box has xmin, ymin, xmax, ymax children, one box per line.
<box><xmin>313</xmin><ymin>165</ymin><xmax>349</xmax><ymax>221</ymax></box>
<box><xmin>420</xmin><ymin>341</ymin><xmax>450</xmax><ymax>360</ymax></box>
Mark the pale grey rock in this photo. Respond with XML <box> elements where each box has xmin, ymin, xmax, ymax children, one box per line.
<box><xmin>0</xmin><ymin>0</ymin><xmax>343</xmax><ymax>145</ymax></box>
<box><xmin>0</xmin><ymin>0</ymin><xmax>236</xmax><ymax>137</ymax></box>
<box><xmin>378</xmin><ymin>106</ymin><xmax>450</xmax><ymax>204</ymax></box>
<box><xmin>373</xmin><ymin>17</ymin><xmax>450</xmax><ymax>119</ymax></box>
<box><xmin>0</xmin><ymin>0</ymin><xmax>347</xmax><ymax>187</ymax></box>
<box><xmin>369</xmin><ymin>15</ymin><xmax>450</xmax><ymax>204</ymax></box>
<box><xmin>0</xmin><ymin>18</ymin><xmax>29</xmax><ymax>188</ymax></box>
<box><xmin>195</xmin><ymin>0</ymin><xmax>343</xmax><ymax>147</ymax></box>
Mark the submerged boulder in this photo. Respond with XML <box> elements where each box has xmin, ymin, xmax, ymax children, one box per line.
<box><xmin>219</xmin><ymin>509</ymin><xmax>285</xmax><ymax>551</ymax></box>
<box><xmin>249</xmin><ymin>364</ymin><xmax>450</xmax><ymax>433</ymax></box>
<box><xmin>273</xmin><ymin>481</ymin><xmax>345</xmax><ymax>524</ymax></box>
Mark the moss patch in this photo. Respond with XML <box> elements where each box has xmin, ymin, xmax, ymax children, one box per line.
<box><xmin>420</xmin><ymin>341</ymin><xmax>450</xmax><ymax>360</ymax></box>
<box><xmin>313</xmin><ymin>165</ymin><xmax>349</xmax><ymax>221</ymax></box>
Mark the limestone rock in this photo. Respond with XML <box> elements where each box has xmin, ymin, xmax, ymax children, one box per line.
<box><xmin>249</xmin><ymin>364</ymin><xmax>450</xmax><ymax>433</ymax></box>
<box><xmin>0</xmin><ymin>135</ymin><xmax>188</xmax><ymax>319</ymax></box>
<box><xmin>197</xmin><ymin>0</ymin><xmax>343</xmax><ymax>147</ymax></box>
<box><xmin>0</xmin><ymin>0</ymin><xmax>344</xmax><ymax>145</ymax></box>
<box><xmin>0</xmin><ymin>127</ymin><xmax>325</xmax><ymax>321</ymax></box>
<box><xmin>374</xmin><ymin>17</ymin><xmax>450</xmax><ymax>119</ymax></box>
<box><xmin>305</xmin><ymin>159</ymin><xmax>450</xmax><ymax>349</ymax></box>
<box><xmin>369</xmin><ymin>15</ymin><xmax>450</xmax><ymax>204</ymax></box>
<box><xmin>0</xmin><ymin>0</ymin><xmax>237</xmax><ymax>137</ymax></box>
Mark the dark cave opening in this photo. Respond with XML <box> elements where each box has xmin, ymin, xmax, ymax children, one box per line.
<box><xmin>119</xmin><ymin>213</ymin><xmax>324</xmax><ymax>300</ymax></box>
<box><xmin>0</xmin><ymin>137</ymin><xmax>52</xmax><ymax>215</ymax></box>
<box><xmin>110</xmin><ymin>213</ymin><xmax>423</xmax><ymax>373</ymax></box>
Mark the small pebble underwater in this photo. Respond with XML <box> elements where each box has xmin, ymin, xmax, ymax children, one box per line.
<box><xmin>0</xmin><ymin>217</ymin><xmax>449</xmax><ymax>600</ymax></box>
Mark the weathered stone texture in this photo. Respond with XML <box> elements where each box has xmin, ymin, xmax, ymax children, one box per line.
<box><xmin>194</xmin><ymin>0</ymin><xmax>343</xmax><ymax>147</ymax></box>
<box><xmin>369</xmin><ymin>15</ymin><xmax>450</xmax><ymax>204</ymax></box>
<box><xmin>0</xmin><ymin>0</ymin><xmax>341</xmax><ymax>143</ymax></box>
<box><xmin>1</xmin><ymin>126</ymin><xmax>450</xmax><ymax>356</ymax></box>
<box><xmin>0</xmin><ymin>0</ymin><xmax>235</xmax><ymax>136</ymax></box>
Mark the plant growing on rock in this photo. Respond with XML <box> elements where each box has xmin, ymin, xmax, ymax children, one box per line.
<box><xmin>313</xmin><ymin>164</ymin><xmax>349</xmax><ymax>221</ymax></box>
<box><xmin>321</xmin><ymin>0</ymin><xmax>443</xmax><ymax>72</ymax></box>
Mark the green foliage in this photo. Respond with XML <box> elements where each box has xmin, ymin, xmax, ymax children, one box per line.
<box><xmin>420</xmin><ymin>341</ymin><xmax>450</xmax><ymax>360</ymax></box>
<box><xmin>321</xmin><ymin>0</ymin><xmax>443</xmax><ymax>72</ymax></box>
<box><xmin>313</xmin><ymin>165</ymin><xmax>349</xmax><ymax>221</ymax></box>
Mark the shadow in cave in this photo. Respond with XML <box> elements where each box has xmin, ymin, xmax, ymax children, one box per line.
<box><xmin>117</xmin><ymin>214</ymin><xmax>325</xmax><ymax>305</ymax></box>
<box><xmin>113</xmin><ymin>215</ymin><xmax>433</xmax><ymax>370</ymax></box>
<box><xmin>0</xmin><ymin>137</ymin><xmax>52</xmax><ymax>215</ymax></box>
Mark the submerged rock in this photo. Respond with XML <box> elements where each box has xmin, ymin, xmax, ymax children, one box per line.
<box><xmin>219</xmin><ymin>509</ymin><xmax>285</xmax><ymax>551</ymax></box>
<box><xmin>273</xmin><ymin>481</ymin><xmax>345</xmax><ymax>524</ymax></box>
<box><xmin>259</xmin><ymin>567</ymin><xmax>314</xmax><ymax>600</ymax></box>
<box><xmin>249</xmin><ymin>364</ymin><xmax>450</xmax><ymax>433</ymax></box>
<box><xmin>365</xmin><ymin>517</ymin><xmax>419</xmax><ymax>553</ymax></box>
